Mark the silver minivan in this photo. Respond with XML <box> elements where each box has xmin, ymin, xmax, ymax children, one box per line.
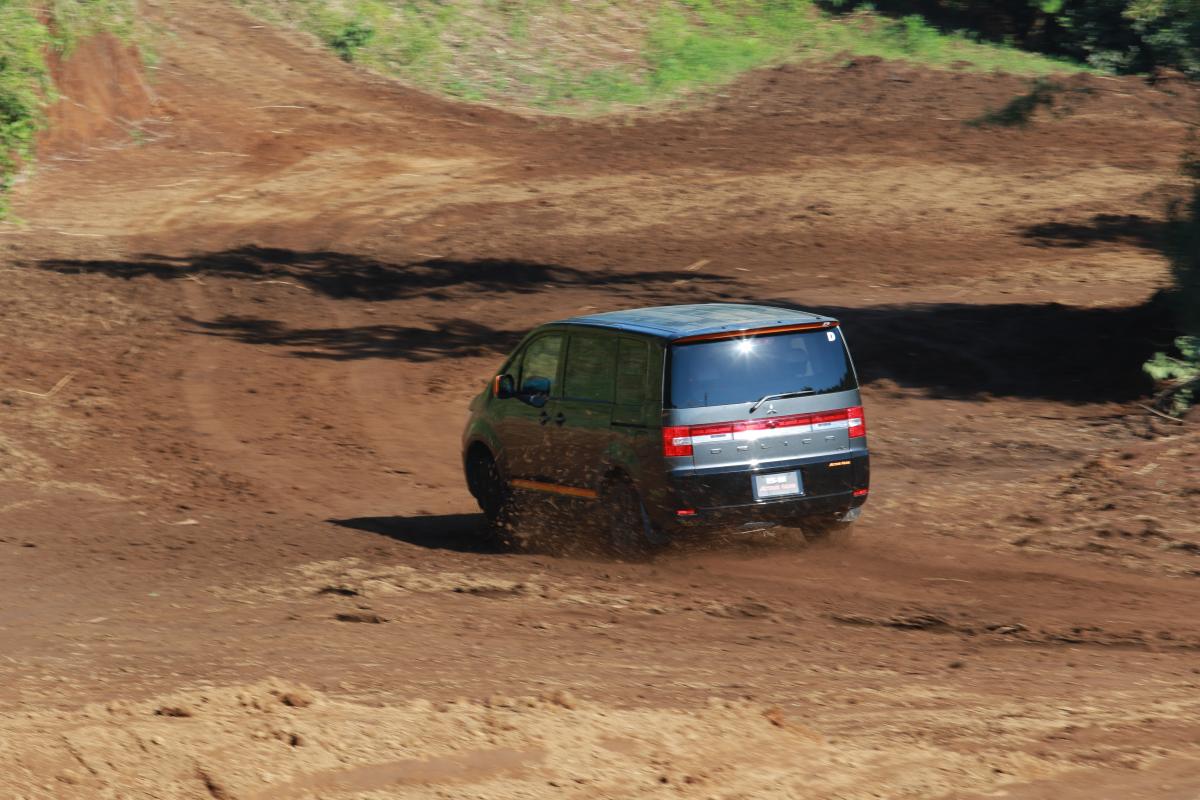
<box><xmin>462</xmin><ymin>303</ymin><xmax>869</xmax><ymax>552</ymax></box>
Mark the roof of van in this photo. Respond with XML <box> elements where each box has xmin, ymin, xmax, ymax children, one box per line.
<box><xmin>560</xmin><ymin>303</ymin><xmax>836</xmax><ymax>340</ymax></box>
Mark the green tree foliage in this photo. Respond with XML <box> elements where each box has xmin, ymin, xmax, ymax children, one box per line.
<box><xmin>1131</xmin><ymin>1</ymin><xmax>1200</xmax><ymax>75</ymax></box>
<box><xmin>827</xmin><ymin>0</ymin><xmax>1200</xmax><ymax>74</ymax></box>
<box><xmin>1057</xmin><ymin>0</ymin><xmax>1200</xmax><ymax>73</ymax></box>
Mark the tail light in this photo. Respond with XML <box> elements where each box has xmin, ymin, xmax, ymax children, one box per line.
<box><xmin>662</xmin><ymin>426</ymin><xmax>693</xmax><ymax>457</ymax></box>
<box><xmin>662</xmin><ymin>406</ymin><xmax>867</xmax><ymax>457</ymax></box>
<box><xmin>847</xmin><ymin>405</ymin><xmax>866</xmax><ymax>438</ymax></box>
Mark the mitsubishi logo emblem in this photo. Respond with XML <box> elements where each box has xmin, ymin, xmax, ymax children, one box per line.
<box><xmin>766</xmin><ymin>403</ymin><xmax>778</xmax><ymax>415</ymax></box>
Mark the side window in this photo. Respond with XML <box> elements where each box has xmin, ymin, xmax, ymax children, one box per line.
<box><xmin>563</xmin><ymin>334</ymin><xmax>617</xmax><ymax>403</ymax></box>
<box><xmin>615</xmin><ymin>339</ymin><xmax>649</xmax><ymax>406</ymax></box>
<box><xmin>518</xmin><ymin>334</ymin><xmax>563</xmax><ymax>395</ymax></box>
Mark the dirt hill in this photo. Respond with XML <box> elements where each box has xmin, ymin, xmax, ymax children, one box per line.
<box><xmin>1</xmin><ymin>2</ymin><xmax>1198</xmax><ymax>798</ymax></box>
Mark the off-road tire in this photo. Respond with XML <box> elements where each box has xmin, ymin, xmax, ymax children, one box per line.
<box><xmin>466</xmin><ymin>450</ymin><xmax>519</xmax><ymax>548</ymax></box>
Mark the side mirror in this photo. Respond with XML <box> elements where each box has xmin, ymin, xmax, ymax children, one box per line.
<box><xmin>519</xmin><ymin>375</ymin><xmax>552</xmax><ymax>407</ymax></box>
<box><xmin>492</xmin><ymin>373</ymin><xmax>515</xmax><ymax>399</ymax></box>
<box><xmin>521</xmin><ymin>376</ymin><xmax>551</xmax><ymax>396</ymax></box>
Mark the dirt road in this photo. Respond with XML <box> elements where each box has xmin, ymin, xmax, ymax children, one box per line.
<box><xmin>1</xmin><ymin>2</ymin><xmax>1198</xmax><ymax>797</ymax></box>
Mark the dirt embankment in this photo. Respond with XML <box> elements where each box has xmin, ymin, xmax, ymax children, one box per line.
<box><xmin>1</xmin><ymin>2</ymin><xmax>1199</xmax><ymax>798</ymax></box>
<box><xmin>38</xmin><ymin>32</ymin><xmax>157</xmax><ymax>156</ymax></box>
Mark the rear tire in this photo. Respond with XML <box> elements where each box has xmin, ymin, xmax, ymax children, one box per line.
<box><xmin>603</xmin><ymin>477</ymin><xmax>670</xmax><ymax>558</ymax></box>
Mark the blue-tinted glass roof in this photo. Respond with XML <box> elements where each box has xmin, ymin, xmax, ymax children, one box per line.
<box><xmin>560</xmin><ymin>303</ymin><xmax>834</xmax><ymax>340</ymax></box>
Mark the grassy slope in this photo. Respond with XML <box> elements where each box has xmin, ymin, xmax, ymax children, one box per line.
<box><xmin>0</xmin><ymin>0</ymin><xmax>139</xmax><ymax>215</ymax></box>
<box><xmin>236</xmin><ymin>0</ymin><xmax>1092</xmax><ymax>112</ymax></box>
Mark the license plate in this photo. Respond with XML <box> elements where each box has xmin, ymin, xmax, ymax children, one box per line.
<box><xmin>753</xmin><ymin>470</ymin><xmax>803</xmax><ymax>500</ymax></box>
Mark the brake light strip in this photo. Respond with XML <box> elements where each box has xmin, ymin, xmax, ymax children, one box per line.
<box><xmin>664</xmin><ymin>406</ymin><xmax>865</xmax><ymax>457</ymax></box>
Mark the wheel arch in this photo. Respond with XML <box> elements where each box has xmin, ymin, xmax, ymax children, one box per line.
<box><xmin>465</xmin><ymin>438</ymin><xmax>495</xmax><ymax>463</ymax></box>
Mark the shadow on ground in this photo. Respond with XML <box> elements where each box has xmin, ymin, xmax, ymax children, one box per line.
<box><xmin>330</xmin><ymin>514</ymin><xmax>503</xmax><ymax>554</ymax></box>
<box><xmin>761</xmin><ymin>297</ymin><xmax>1170</xmax><ymax>403</ymax></box>
<box><xmin>198</xmin><ymin>293</ymin><xmax>1167</xmax><ymax>397</ymax></box>
<box><xmin>333</xmin><ymin>504</ymin><xmax>612</xmax><ymax>560</ymax></box>
<box><xmin>1020</xmin><ymin>213</ymin><xmax>1164</xmax><ymax>250</ymax></box>
<box><xmin>38</xmin><ymin>247</ymin><xmax>733</xmax><ymax>301</ymax></box>
<box><xmin>188</xmin><ymin>316</ymin><xmax>523</xmax><ymax>361</ymax></box>
<box><xmin>41</xmin><ymin>246</ymin><xmax>1170</xmax><ymax>400</ymax></box>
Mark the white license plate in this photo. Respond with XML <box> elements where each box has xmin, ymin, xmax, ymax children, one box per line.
<box><xmin>753</xmin><ymin>470</ymin><xmax>803</xmax><ymax>500</ymax></box>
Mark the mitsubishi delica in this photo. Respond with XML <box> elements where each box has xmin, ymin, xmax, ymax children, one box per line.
<box><xmin>462</xmin><ymin>303</ymin><xmax>869</xmax><ymax>551</ymax></box>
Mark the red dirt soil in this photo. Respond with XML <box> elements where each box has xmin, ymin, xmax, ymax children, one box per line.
<box><xmin>39</xmin><ymin>32</ymin><xmax>157</xmax><ymax>155</ymax></box>
<box><xmin>1</xmin><ymin>2</ymin><xmax>1198</xmax><ymax>798</ymax></box>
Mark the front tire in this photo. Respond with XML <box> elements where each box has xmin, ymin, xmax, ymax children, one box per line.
<box><xmin>466</xmin><ymin>449</ymin><xmax>518</xmax><ymax>547</ymax></box>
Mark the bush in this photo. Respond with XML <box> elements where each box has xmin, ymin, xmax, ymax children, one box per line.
<box><xmin>1145</xmin><ymin>339</ymin><xmax>1199</xmax><ymax>412</ymax></box>
<box><xmin>325</xmin><ymin>19</ymin><xmax>375</xmax><ymax>62</ymax></box>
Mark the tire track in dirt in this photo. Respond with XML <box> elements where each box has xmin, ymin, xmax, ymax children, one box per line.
<box><xmin>178</xmin><ymin>278</ymin><xmax>457</xmax><ymax>519</ymax></box>
<box><xmin>178</xmin><ymin>279</ymin><xmax>359</xmax><ymax>516</ymax></box>
<box><xmin>325</xmin><ymin>303</ymin><xmax>475</xmax><ymax>517</ymax></box>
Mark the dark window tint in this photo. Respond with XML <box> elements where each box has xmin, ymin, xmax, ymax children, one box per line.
<box><xmin>564</xmin><ymin>334</ymin><xmax>617</xmax><ymax>402</ymax></box>
<box><xmin>667</xmin><ymin>329</ymin><xmax>855</xmax><ymax>409</ymax></box>
<box><xmin>615</xmin><ymin>339</ymin><xmax>649</xmax><ymax>406</ymax></box>
<box><xmin>518</xmin><ymin>334</ymin><xmax>563</xmax><ymax>394</ymax></box>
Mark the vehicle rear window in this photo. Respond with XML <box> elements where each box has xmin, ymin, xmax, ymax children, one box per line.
<box><xmin>667</xmin><ymin>329</ymin><xmax>855</xmax><ymax>409</ymax></box>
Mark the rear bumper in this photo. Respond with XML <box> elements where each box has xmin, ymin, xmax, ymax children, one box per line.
<box><xmin>653</xmin><ymin>453</ymin><xmax>869</xmax><ymax>533</ymax></box>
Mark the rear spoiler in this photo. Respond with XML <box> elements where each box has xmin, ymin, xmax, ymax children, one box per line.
<box><xmin>671</xmin><ymin>320</ymin><xmax>838</xmax><ymax>345</ymax></box>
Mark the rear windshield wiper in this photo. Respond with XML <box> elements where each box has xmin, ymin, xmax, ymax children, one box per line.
<box><xmin>749</xmin><ymin>388</ymin><xmax>815</xmax><ymax>414</ymax></box>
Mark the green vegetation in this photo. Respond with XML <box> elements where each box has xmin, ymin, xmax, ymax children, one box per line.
<box><xmin>236</xmin><ymin>0</ymin><xmax>1091</xmax><ymax>112</ymax></box>
<box><xmin>1064</xmin><ymin>0</ymin><xmax>1200</xmax><ymax>75</ymax></box>
<box><xmin>0</xmin><ymin>0</ymin><xmax>139</xmax><ymax>217</ymax></box>
<box><xmin>0</xmin><ymin>2</ymin><xmax>51</xmax><ymax>217</ymax></box>
<box><xmin>44</xmin><ymin>0</ymin><xmax>139</xmax><ymax>51</ymax></box>
<box><xmin>1146</xmin><ymin>143</ymin><xmax>1200</xmax><ymax>414</ymax></box>
<box><xmin>822</xmin><ymin>1</ymin><xmax>1200</xmax><ymax>76</ymax></box>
